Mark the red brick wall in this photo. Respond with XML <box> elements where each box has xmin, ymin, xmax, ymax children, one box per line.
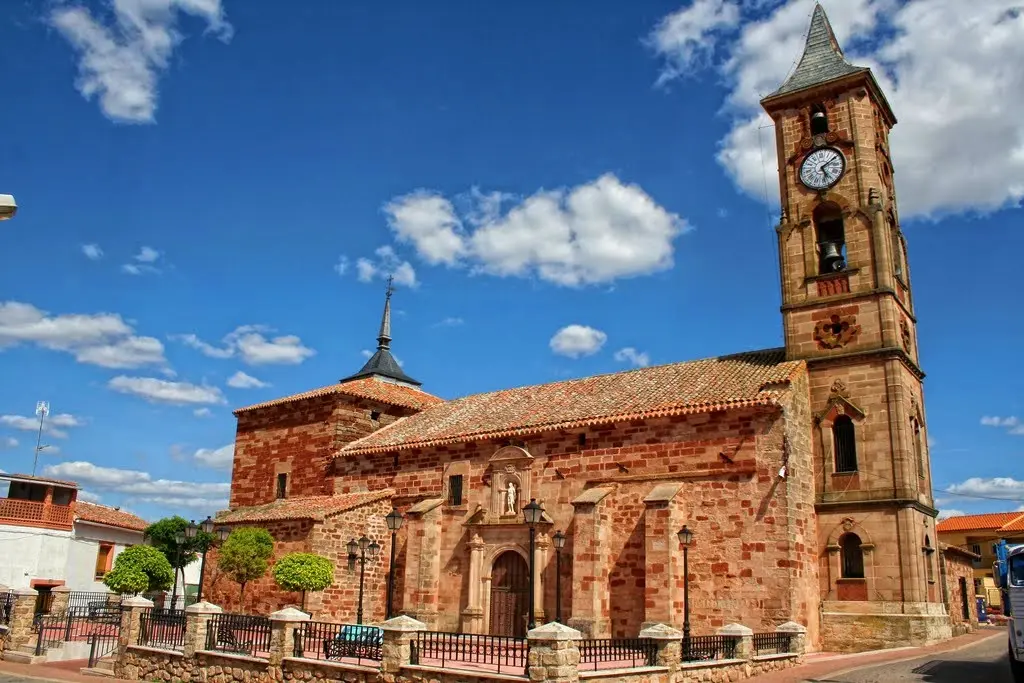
<box><xmin>230</xmin><ymin>395</ymin><xmax>415</xmax><ymax>508</ymax></box>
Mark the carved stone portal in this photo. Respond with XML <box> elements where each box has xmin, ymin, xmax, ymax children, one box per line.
<box><xmin>488</xmin><ymin>446</ymin><xmax>534</xmax><ymax>520</ymax></box>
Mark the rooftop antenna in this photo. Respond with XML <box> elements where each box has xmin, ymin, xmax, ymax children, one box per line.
<box><xmin>32</xmin><ymin>401</ymin><xmax>50</xmax><ymax>476</ymax></box>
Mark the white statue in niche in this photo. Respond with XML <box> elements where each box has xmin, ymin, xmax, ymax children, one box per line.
<box><xmin>505</xmin><ymin>481</ymin><xmax>518</xmax><ymax>515</ymax></box>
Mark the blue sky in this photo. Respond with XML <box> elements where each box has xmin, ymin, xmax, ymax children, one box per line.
<box><xmin>0</xmin><ymin>0</ymin><xmax>1021</xmax><ymax>522</ymax></box>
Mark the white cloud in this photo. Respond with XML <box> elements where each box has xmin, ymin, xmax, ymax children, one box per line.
<box><xmin>193</xmin><ymin>407</ymin><xmax>212</xmax><ymax>418</ymax></box>
<box><xmin>614</xmin><ymin>347</ymin><xmax>651</xmax><ymax>368</ymax></box>
<box><xmin>384</xmin><ymin>174</ymin><xmax>688</xmax><ymax>287</ymax></box>
<box><xmin>82</xmin><ymin>244</ymin><xmax>104</xmax><ymax>260</ymax></box>
<box><xmin>42</xmin><ymin>460</ymin><xmax>228</xmax><ymax>512</ymax></box>
<box><xmin>435</xmin><ymin>317</ymin><xmax>464</xmax><ymax>327</ymax></box>
<box><xmin>172</xmin><ymin>325</ymin><xmax>315</xmax><ymax>366</ymax></box>
<box><xmin>226</xmin><ymin>370</ymin><xmax>269</xmax><ymax>389</ymax></box>
<box><xmin>0</xmin><ymin>300</ymin><xmax>168</xmax><ymax>370</ymax></box>
<box><xmin>936</xmin><ymin>509</ymin><xmax>967</xmax><ymax>521</ymax></box>
<box><xmin>1</xmin><ymin>436</ymin><xmax>17</xmax><ymax>449</ymax></box>
<box><xmin>648</xmin><ymin>0</ymin><xmax>740</xmax><ymax>85</ymax></box>
<box><xmin>649</xmin><ymin>0</ymin><xmax>1024</xmax><ymax>218</ymax></box>
<box><xmin>78</xmin><ymin>490</ymin><xmax>102</xmax><ymax>503</ymax></box>
<box><xmin>193</xmin><ymin>444</ymin><xmax>234</xmax><ymax>470</ymax></box>
<box><xmin>108</xmin><ymin>376</ymin><xmax>226</xmax><ymax>405</ymax></box>
<box><xmin>334</xmin><ymin>256</ymin><xmax>349</xmax><ymax>276</ymax></box>
<box><xmin>134</xmin><ymin>246</ymin><xmax>159</xmax><ymax>263</ymax></box>
<box><xmin>982</xmin><ymin>416</ymin><xmax>1024</xmax><ymax>436</ymax></box>
<box><xmin>121</xmin><ymin>246</ymin><xmax>164</xmax><ymax>275</ymax></box>
<box><xmin>49</xmin><ymin>0</ymin><xmax>232</xmax><ymax>124</ymax></box>
<box><xmin>0</xmin><ymin>413</ymin><xmax>84</xmax><ymax>440</ymax></box>
<box><xmin>355</xmin><ymin>246</ymin><xmax>418</xmax><ymax>288</ymax></box>
<box><xmin>946</xmin><ymin>477</ymin><xmax>1024</xmax><ymax>501</ymax></box>
<box><xmin>550</xmin><ymin>325</ymin><xmax>608</xmax><ymax>358</ymax></box>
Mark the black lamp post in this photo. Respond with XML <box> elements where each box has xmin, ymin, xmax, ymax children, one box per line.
<box><xmin>385</xmin><ymin>509</ymin><xmax>404</xmax><ymax>620</ymax></box>
<box><xmin>348</xmin><ymin>535</ymin><xmax>381</xmax><ymax>624</ymax></box>
<box><xmin>186</xmin><ymin>517</ymin><xmax>230</xmax><ymax>603</ymax></box>
<box><xmin>172</xmin><ymin>530</ymin><xmax>186</xmax><ymax>609</ymax></box>
<box><xmin>552</xmin><ymin>530</ymin><xmax>566</xmax><ymax>623</ymax></box>
<box><xmin>522</xmin><ymin>498</ymin><xmax>544</xmax><ymax>630</ymax></box>
<box><xmin>677</xmin><ymin>525</ymin><xmax>694</xmax><ymax>660</ymax></box>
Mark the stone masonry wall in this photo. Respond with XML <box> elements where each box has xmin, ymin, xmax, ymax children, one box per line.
<box><xmin>942</xmin><ymin>549</ymin><xmax>979</xmax><ymax>635</ymax></box>
<box><xmin>231</xmin><ymin>394</ymin><xmax>415</xmax><ymax>508</ymax></box>
<box><xmin>330</xmin><ymin>385</ymin><xmax>817</xmax><ymax>641</ymax></box>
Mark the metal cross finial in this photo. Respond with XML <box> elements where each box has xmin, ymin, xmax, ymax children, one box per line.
<box><xmin>385</xmin><ymin>274</ymin><xmax>394</xmax><ymax>297</ymax></box>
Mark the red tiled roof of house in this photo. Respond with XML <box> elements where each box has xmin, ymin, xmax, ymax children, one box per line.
<box><xmin>998</xmin><ymin>515</ymin><xmax>1024</xmax><ymax>533</ymax></box>
<box><xmin>233</xmin><ymin>377</ymin><xmax>443</xmax><ymax>415</ymax></box>
<box><xmin>939</xmin><ymin>542</ymin><xmax>981</xmax><ymax>560</ymax></box>
<box><xmin>75</xmin><ymin>502</ymin><xmax>148</xmax><ymax>532</ymax></box>
<box><xmin>340</xmin><ymin>348</ymin><xmax>802</xmax><ymax>455</ymax></box>
<box><xmin>936</xmin><ymin>512</ymin><xmax>1024</xmax><ymax>533</ymax></box>
<box><xmin>1</xmin><ymin>473</ymin><xmax>79</xmax><ymax>489</ymax></box>
<box><xmin>215</xmin><ymin>489</ymin><xmax>394</xmax><ymax>524</ymax></box>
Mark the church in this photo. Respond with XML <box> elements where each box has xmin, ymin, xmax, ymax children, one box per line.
<box><xmin>205</xmin><ymin>5</ymin><xmax>952</xmax><ymax>653</ymax></box>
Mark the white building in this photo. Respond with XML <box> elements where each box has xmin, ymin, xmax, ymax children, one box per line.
<box><xmin>0</xmin><ymin>473</ymin><xmax>147</xmax><ymax>594</ymax></box>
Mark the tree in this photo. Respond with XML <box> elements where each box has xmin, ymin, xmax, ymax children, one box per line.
<box><xmin>103</xmin><ymin>546</ymin><xmax>174</xmax><ymax>595</ymax></box>
<box><xmin>144</xmin><ymin>516</ymin><xmax>215</xmax><ymax>603</ymax></box>
<box><xmin>218</xmin><ymin>527</ymin><xmax>274</xmax><ymax>611</ymax></box>
<box><xmin>272</xmin><ymin>552</ymin><xmax>335</xmax><ymax>610</ymax></box>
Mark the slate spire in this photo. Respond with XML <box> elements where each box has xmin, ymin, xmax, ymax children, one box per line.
<box><xmin>339</xmin><ymin>275</ymin><xmax>422</xmax><ymax>387</ymax></box>
<box><xmin>764</xmin><ymin>3</ymin><xmax>868</xmax><ymax>100</ymax></box>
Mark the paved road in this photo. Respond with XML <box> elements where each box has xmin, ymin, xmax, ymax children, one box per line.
<box><xmin>808</xmin><ymin>633</ymin><xmax>1012</xmax><ymax>682</ymax></box>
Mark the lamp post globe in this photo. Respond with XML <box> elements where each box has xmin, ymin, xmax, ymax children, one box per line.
<box><xmin>678</xmin><ymin>525</ymin><xmax>695</xmax><ymax>657</ymax></box>
<box><xmin>216</xmin><ymin>527</ymin><xmax>231</xmax><ymax>542</ymax></box>
<box><xmin>386</xmin><ymin>508</ymin><xmax>404</xmax><ymax>532</ymax></box>
<box><xmin>522</xmin><ymin>498</ymin><xmax>544</xmax><ymax>630</ymax></box>
<box><xmin>385</xmin><ymin>509</ymin><xmax>404</xmax><ymax>619</ymax></box>
<box><xmin>184</xmin><ymin>520</ymin><xmax>198</xmax><ymax>539</ymax></box>
<box><xmin>201</xmin><ymin>516</ymin><xmax>215</xmax><ymax>534</ymax></box>
<box><xmin>368</xmin><ymin>539</ymin><xmax>381</xmax><ymax>558</ymax></box>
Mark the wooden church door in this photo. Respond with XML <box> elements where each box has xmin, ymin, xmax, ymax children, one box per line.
<box><xmin>489</xmin><ymin>551</ymin><xmax>529</xmax><ymax>638</ymax></box>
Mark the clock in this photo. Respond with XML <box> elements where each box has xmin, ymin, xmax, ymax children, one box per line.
<box><xmin>799</xmin><ymin>147</ymin><xmax>845</xmax><ymax>190</ymax></box>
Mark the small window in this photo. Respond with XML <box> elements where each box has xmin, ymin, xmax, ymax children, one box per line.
<box><xmin>370</xmin><ymin>410</ymin><xmax>381</xmax><ymax>421</ymax></box>
<box><xmin>448</xmin><ymin>475</ymin><xmax>464</xmax><ymax>507</ymax></box>
<box><xmin>841</xmin><ymin>533</ymin><xmax>864</xmax><ymax>579</ymax></box>
<box><xmin>924</xmin><ymin>535</ymin><xmax>934</xmax><ymax>582</ymax></box>
<box><xmin>833</xmin><ymin>415</ymin><xmax>857</xmax><ymax>473</ymax></box>
<box><xmin>95</xmin><ymin>543</ymin><xmax>113</xmax><ymax>579</ymax></box>
<box><xmin>971</xmin><ymin>544</ymin><xmax>982</xmax><ymax>556</ymax></box>
<box><xmin>276</xmin><ymin>473</ymin><xmax>288</xmax><ymax>500</ymax></box>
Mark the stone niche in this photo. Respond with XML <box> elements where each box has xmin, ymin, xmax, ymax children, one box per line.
<box><xmin>487</xmin><ymin>445</ymin><xmax>535</xmax><ymax>521</ymax></box>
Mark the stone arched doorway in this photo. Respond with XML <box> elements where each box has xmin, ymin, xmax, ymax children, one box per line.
<box><xmin>489</xmin><ymin>551</ymin><xmax>529</xmax><ymax>638</ymax></box>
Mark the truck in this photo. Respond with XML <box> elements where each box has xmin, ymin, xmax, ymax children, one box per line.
<box><xmin>993</xmin><ymin>539</ymin><xmax>1024</xmax><ymax>680</ymax></box>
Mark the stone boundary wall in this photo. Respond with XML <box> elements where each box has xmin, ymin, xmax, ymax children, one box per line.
<box><xmin>2</xmin><ymin>593</ymin><xmax>805</xmax><ymax>683</ymax></box>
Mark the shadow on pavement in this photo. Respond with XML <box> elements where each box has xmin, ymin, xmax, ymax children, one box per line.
<box><xmin>909</xmin><ymin>656</ymin><xmax>1011</xmax><ymax>681</ymax></box>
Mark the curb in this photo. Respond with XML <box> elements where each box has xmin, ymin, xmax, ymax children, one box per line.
<box><xmin>802</xmin><ymin>631</ymin><xmax>1004</xmax><ymax>681</ymax></box>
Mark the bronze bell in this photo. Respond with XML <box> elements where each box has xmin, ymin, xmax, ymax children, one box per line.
<box><xmin>820</xmin><ymin>241</ymin><xmax>845</xmax><ymax>271</ymax></box>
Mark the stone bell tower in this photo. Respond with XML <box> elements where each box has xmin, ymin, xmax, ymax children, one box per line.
<box><xmin>760</xmin><ymin>3</ymin><xmax>949</xmax><ymax>651</ymax></box>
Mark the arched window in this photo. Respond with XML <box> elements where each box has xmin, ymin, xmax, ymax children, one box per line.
<box><xmin>833</xmin><ymin>415</ymin><xmax>857</xmax><ymax>473</ymax></box>
<box><xmin>841</xmin><ymin>533</ymin><xmax>865</xmax><ymax>578</ymax></box>
<box><xmin>924</xmin><ymin>535</ymin><xmax>935</xmax><ymax>582</ymax></box>
<box><xmin>814</xmin><ymin>203</ymin><xmax>846</xmax><ymax>274</ymax></box>
<box><xmin>810</xmin><ymin>103</ymin><xmax>829</xmax><ymax>136</ymax></box>
<box><xmin>912</xmin><ymin>418</ymin><xmax>925</xmax><ymax>479</ymax></box>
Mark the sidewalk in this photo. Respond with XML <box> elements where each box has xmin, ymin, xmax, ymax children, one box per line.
<box><xmin>749</xmin><ymin>626</ymin><xmax>1004</xmax><ymax>682</ymax></box>
<box><xmin>0</xmin><ymin>657</ymin><xmax>128</xmax><ymax>683</ymax></box>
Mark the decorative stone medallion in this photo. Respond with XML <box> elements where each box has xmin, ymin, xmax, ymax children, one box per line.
<box><xmin>814</xmin><ymin>314</ymin><xmax>861</xmax><ymax>350</ymax></box>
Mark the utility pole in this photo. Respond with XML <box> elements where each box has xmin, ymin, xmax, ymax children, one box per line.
<box><xmin>32</xmin><ymin>401</ymin><xmax>49</xmax><ymax>476</ymax></box>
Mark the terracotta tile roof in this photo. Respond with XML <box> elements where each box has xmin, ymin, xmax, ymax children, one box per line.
<box><xmin>999</xmin><ymin>515</ymin><xmax>1024</xmax><ymax>534</ymax></box>
<box><xmin>233</xmin><ymin>377</ymin><xmax>443</xmax><ymax>415</ymax></box>
<box><xmin>939</xmin><ymin>542</ymin><xmax>981</xmax><ymax>560</ymax></box>
<box><xmin>0</xmin><ymin>473</ymin><xmax>79</xmax><ymax>489</ymax></box>
<box><xmin>75</xmin><ymin>502</ymin><xmax>148</xmax><ymax>532</ymax></box>
<box><xmin>215</xmin><ymin>489</ymin><xmax>394</xmax><ymax>524</ymax></box>
<box><xmin>340</xmin><ymin>348</ymin><xmax>802</xmax><ymax>455</ymax></box>
<box><xmin>936</xmin><ymin>512</ymin><xmax>1024</xmax><ymax>533</ymax></box>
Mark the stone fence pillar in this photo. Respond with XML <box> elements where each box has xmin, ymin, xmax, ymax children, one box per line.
<box><xmin>527</xmin><ymin>622</ymin><xmax>582</xmax><ymax>683</ymax></box>
<box><xmin>776</xmin><ymin>621</ymin><xmax>807</xmax><ymax>655</ymax></box>
<box><xmin>381</xmin><ymin>615</ymin><xmax>427</xmax><ymax>675</ymax></box>
<box><xmin>118</xmin><ymin>597</ymin><xmax>153</xmax><ymax>658</ymax></box>
<box><xmin>5</xmin><ymin>589</ymin><xmax>38</xmax><ymax>652</ymax></box>
<box><xmin>50</xmin><ymin>586</ymin><xmax>72</xmax><ymax>616</ymax></box>
<box><xmin>269</xmin><ymin>607</ymin><xmax>310</xmax><ymax>667</ymax></box>
<box><xmin>716</xmin><ymin>623</ymin><xmax>753</xmax><ymax>660</ymax></box>
<box><xmin>182</xmin><ymin>601</ymin><xmax>222</xmax><ymax>657</ymax></box>
<box><xmin>638</xmin><ymin>623</ymin><xmax>682</xmax><ymax>674</ymax></box>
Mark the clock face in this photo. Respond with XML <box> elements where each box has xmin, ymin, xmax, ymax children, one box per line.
<box><xmin>799</xmin><ymin>147</ymin><xmax>845</xmax><ymax>190</ymax></box>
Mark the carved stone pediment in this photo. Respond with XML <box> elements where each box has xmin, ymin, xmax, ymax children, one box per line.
<box><xmin>484</xmin><ymin>446</ymin><xmax>534</xmax><ymax>522</ymax></box>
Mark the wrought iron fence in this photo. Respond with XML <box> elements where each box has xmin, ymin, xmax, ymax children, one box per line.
<box><xmin>139</xmin><ymin>608</ymin><xmax>187</xmax><ymax>651</ymax></box>
<box><xmin>752</xmin><ymin>632</ymin><xmax>793</xmax><ymax>656</ymax></box>
<box><xmin>293</xmin><ymin>622</ymin><xmax>383</xmax><ymax>665</ymax></box>
<box><xmin>578</xmin><ymin>638</ymin><xmax>658</xmax><ymax>670</ymax></box>
<box><xmin>88</xmin><ymin>630</ymin><xmax>121</xmax><ymax>667</ymax></box>
<box><xmin>410</xmin><ymin>631</ymin><xmax>529</xmax><ymax>675</ymax></box>
<box><xmin>67</xmin><ymin>591</ymin><xmax>117</xmax><ymax>612</ymax></box>
<box><xmin>34</xmin><ymin>611</ymin><xmax>121</xmax><ymax>656</ymax></box>
<box><xmin>0</xmin><ymin>591</ymin><xmax>13</xmax><ymax>625</ymax></box>
<box><xmin>204</xmin><ymin>613</ymin><xmax>273</xmax><ymax>659</ymax></box>
<box><xmin>681</xmin><ymin>635</ymin><xmax>738</xmax><ymax>662</ymax></box>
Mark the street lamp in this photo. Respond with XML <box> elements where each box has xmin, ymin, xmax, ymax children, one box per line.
<box><xmin>552</xmin><ymin>530</ymin><xmax>566</xmax><ymax>623</ymax></box>
<box><xmin>172</xmin><ymin>530</ymin><xmax>186</xmax><ymax>610</ymax></box>
<box><xmin>186</xmin><ymin>517</ymin><xmax>229</xmax><ymax>603</ymax></box>
<box><xmin>385</xmin><ymin>509</ymin><xmax>404</xmax><ymax>619</ymax></box>
<box><xmin>0</xmin><ymin>194</ymin><xmax>16</xmax><ymax>221</ymax></box>
<box><xmin>522</xmin><ymin>498</ymin><xmax>544</xmax><ymax>630</ymax></box>
<box><xmin>677</xmin><ymin>525</ymin><xmax>694</xmax><ymax>660</ymax></box>
<box><xmin>348</xmin><ymin>534</ymin><xmax>381</xmax><ymax>624</ymax></box>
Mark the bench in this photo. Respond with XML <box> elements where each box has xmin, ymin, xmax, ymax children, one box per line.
<box><xmin>324</xmin><ymin>625</ymin><xmax>383</xmax><ymax>660</ymax></box>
